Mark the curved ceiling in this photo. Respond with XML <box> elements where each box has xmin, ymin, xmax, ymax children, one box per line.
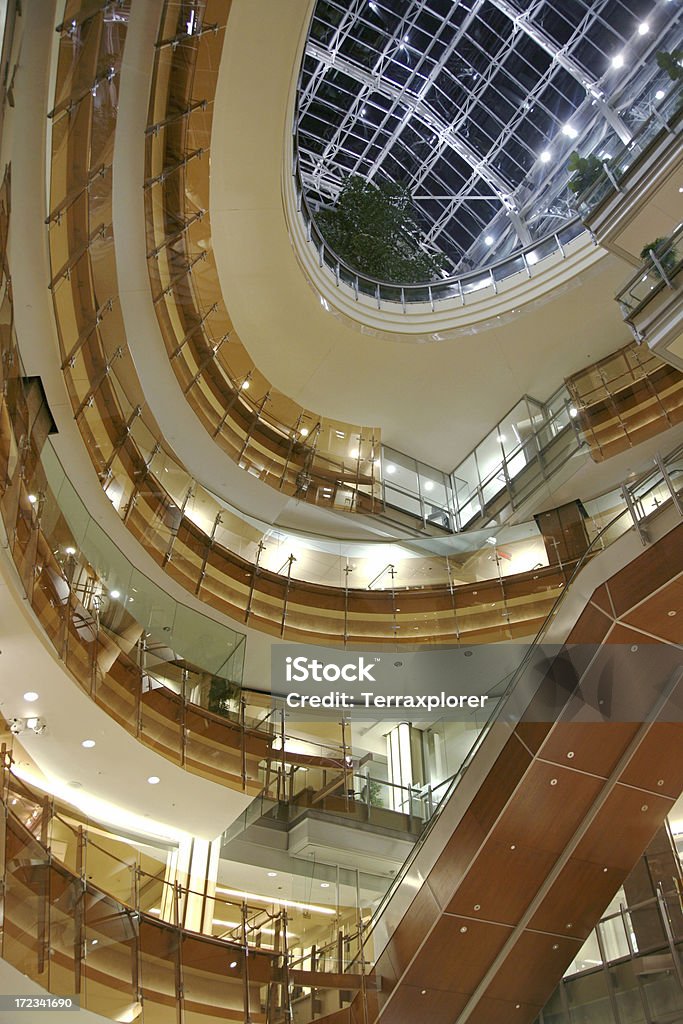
<box><xmin>212</xmin><ymin>0</ymin><xmax>635</xmax><ymax>469</ymax></box>
<box><xmin>297</xmin><ymin>0</ymin><xmax>681</xmax><ymax>272</ymax></box>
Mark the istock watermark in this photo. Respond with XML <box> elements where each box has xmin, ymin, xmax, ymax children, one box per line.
<box><xmin>270</xmin><ymin>642</ymin><xmax>683</xmax><ymax>724</ymax></box>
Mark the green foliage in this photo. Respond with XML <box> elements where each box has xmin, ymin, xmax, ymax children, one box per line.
<box><xmin>367</xmin><ymin>778</ymin><xmax>385</xmax><ymax>807</ymax></box>
<box><xmin>656</xmin><ymin>50</ymin><xmax>683</xmax><ymax>82</ymax></box>
<box><xmin>315</xmin><ymin>175</ymin><xmax>447</xmax><ymax>284</ymax></box>
<box><xmin>640</xmin><ymin>237</ymin><xmax>679</xmax><ymax>278</ymax></box>
<box><xmin>567</xmin><ymin>151</ymin><xmax>604</xmax><ymax>196</ymax></box>
<box><xmin>207</xmin><ymin>676</ymin><xmax>238</xmax><ymax>717</ymax></box>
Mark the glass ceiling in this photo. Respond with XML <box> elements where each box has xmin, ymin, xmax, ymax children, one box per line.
<box><xmin>296</xmin><ymin>0</ymin><xmax>682</xmax><ymax>275</ymax></box>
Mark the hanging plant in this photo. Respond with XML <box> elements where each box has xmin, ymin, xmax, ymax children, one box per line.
<box><xmin>567</xmin><ymin>151</ymin><xmax>604</xmax><ymax>196</ymax></box>
<box><xmin>314</xmin><ymin>174</ymin><xmax>448</xmax><ymax>285</ymax></box>
<box><xmin>656</xmin><ymin>49</ymin><xmax>683</xmax><ymax>82</ymax></box>
<box><xmin>640</xmin><ymin>237</ymin><xmax>679</xmax><ymax>279</ymax></box>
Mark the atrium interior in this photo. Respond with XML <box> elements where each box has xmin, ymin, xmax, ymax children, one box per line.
<box><xmin>0</xmin><ymin>1</ymin><xmax>682</xmax><ymax>1023</ymax></box>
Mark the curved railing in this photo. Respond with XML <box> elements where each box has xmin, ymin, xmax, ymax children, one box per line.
<box><xmin>572</xmin><ymin>79</ymin><xmax>683</xmax><ymax>221</ymax></box>
<box><xmin>346</xmin><ymin>460</ymin><xmax>683</xmax><ymax>977</ymax></box>
<box><xmin>290</xmin><ymin>76</ymin><xmax>683</xmax><ymax>312</ymax></box>
<box><xmin>292</xmin><ymin>143</ymin><xmax>586</xmax><ymax>309</ymax></box>
<box><xmin>143</xmin><ymin>0</ymin><xmax>382</xmax><ymax>515</ymax></box>
<box><xmin>5</xmin><ymin>755</ymin><xmax>682</xmax><ymax>1024</ymax></box>
<box><xmin>2</xmin><ymin>463</ymin><xmax>681</xmax><ymax>1023</ymax></box>
<box><xmin>43</xmin><ymin>5</ymin><xmax>579</xmax><ymax>648</ymax></box>
<box><xmin>0</xmin><ymin>762</ymin><xmax>296</xmax><ymax>1022</ymax></box>
<box><xmin>36</xmin><ymin>0</ymin><xmax>683</xmax><ymax>662</ymax></box>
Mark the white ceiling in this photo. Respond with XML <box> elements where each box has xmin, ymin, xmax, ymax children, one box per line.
<box><xmin>210</xmin><ymin>0</ymin><xmax>636</xmax><ymax>471</ymax></box>
<box><xmin>0</xmin><ymin>548</ymin><xmax>251</xmax><ymax>842</ymax></box>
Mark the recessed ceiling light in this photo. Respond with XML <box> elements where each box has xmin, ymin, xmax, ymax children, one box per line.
<box><xmin>241</xmin><ymin>379</ymin><xmax>250</xmax><ymax>390</ymax></box>
<box><xmin>229</xmin><ymin>960</ymin><xmax>238</xmax><ymax>969</ymax></box>
<box><xmin>28</xmin><ymin>494</ymin><xmax>37</xmax><ymax>504</ymax></box>
<box><xmin>484</xmin><ymin>235</ymin><xmax>494</xmax><ymax>246</ymax></box>
<box><xmin>82</xmin><ymin>739</ymin><xmax>96</xmax><ymax>749</ymax></box>
<box><xmin>569</xmin><ymin>406</ymin><xmax>578</xmax><ymax>418</ymax></box>
<box><xmin>385</xmin><ymin>464</ymin><xmax>396</xmax><ymax>474</ymax></box>
<box><xmin>147</xmin><ymin>776</ymin><xmax>160</xmax><ymax>785</ymax></box>
<box><xmin>540</xmin><ymin>150</ymin><xmax>551</xmax><ymax>163</ymax></box>
<box><xmin>65</xmin><ymin>546</ymin><xmax>76</xmax><ymax>555</ymax></box>
<box><xmin>637</xmin><ymin>22</ymin><xmax>649</xmax><ymax>35</ymax></box>
<box><xmin>320</xmin><ymin>882</ymin><xmax>330</xmax><ymax>888</ymax></box>
<box><xmin>656</xmin><ymin>89</ymin><xmax>665</xmax><ymax>99</ymax></box>
<box><xmin>423</xmin><ymin>480</ymin><xmax>434</xmax><ymax>492</ymax></box>
<box><xmin>300</xmin><ymin>427</ymin><xmax>309</xmax><ymax>437</ymax></box>
<box><xmin>267</xmin><ymin>871</ymin><xmax>278</xmax><ymax>877</ymax></box>
<box><xmin>23</xmin><ymin>692</ymin><xmax>39</xmax><ymax>702</ymax></box>
<box><xmin>110</xmin><ymin>590</ymin><xmax>120</xmax><ymax>599</ymax></box>
<box><xmin>611</xmin><ymin>54</ymin><xmax>624</xmax><ymax>69</ymax></box>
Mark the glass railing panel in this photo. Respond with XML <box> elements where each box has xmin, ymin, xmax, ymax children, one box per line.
<box><xmin>181</xmin><ymin>934</ymin><xmax>255</xmax><ymax>1024</ymax></box>
<box><xmin>640</xmin><ymin>958</ymin><xmax>683</xmax><ymax>1021</ymax></box>
<box><xmin>139</xmin><ymin>917</ymin><xmax>182</xmax><ymax>1024</ymax></box>
<box><xmin>48</xmin><ymin>862</ymin><xmax>80</xmax><ymax>996</ymax></box>
<box><xmin>564</xmin><ymin>970</ymin><xmax>615</xmax><ymax>1023</ymax></box>
<box><xmin>82</xmin><ymin>887</ymin><xmax>139</xmax><ymax>1022</ymax></box>
<box><xmin>139</xmin><ymin>681</ymin><xmax>184</xmax><ymax>766</ymax></box>
<box><xmin>93</xmin><ymin>636</ymin><xmax>142</xmax><ymax>729</ymax></box>
<box><xmin>493</xmin><ymin>253</ymin><xmax>526</xmax><ymax>282</ymax></box>
<box><xmin>3</xmin><ymin>816</ymin><xmax>50</xmax><ymax>985</ymax></box>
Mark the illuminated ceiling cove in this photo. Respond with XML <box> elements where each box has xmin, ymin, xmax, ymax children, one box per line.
<box><xmin>297</xmin><ymin>0</ymin><xmax>682</xmax><ymax>272</ymax></box>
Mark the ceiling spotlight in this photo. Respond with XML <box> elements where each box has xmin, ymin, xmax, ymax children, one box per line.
<box><xmin>484</xmin><ymin>235</ymin><xmax>494</xmax><ymax>246</ymax></box>
<box><xmin>320</xmin><ymin>882</ymin><xmax>330</xmax><ymax>888</ymax></box>
<box><xmin>110</xmin><ymin>589</ymin><xmax>120</xmax><ymax>599</ymax></box>
<box><xmin>229</xmin><ymin>960</ymin><xmax>238</xmax><ymax>968</ymax></box>
<box><xmin>385</xmin><ymin>464</ymin><xmax>396</xmax><ymax>474</ymax></box>
<box><xmin>561</xmin><ymin>124</ymin><xmax>578</xmax><ymax>139</ymax></box>
<box><xmin>423</xmin><ymin>480</ymin><xmax>434</xmax><ymax>492</ymax></box>
<box><xmin>349</xmin><ymin>448</ymin><xmax>359</xmax><ymax>459</ymax></box>
<box><xmin>26</xmin><ymin>717</ymin><xmax>47</xmax><ymax>735</ymax></box>
<box><xmin>300</xmin><ymin>427</ymin><xmax>309</xmax><ymax>437</ymax></box>
<box><xmin>241</xmin><ymin>379</ymin><xmax>250</xmax><ymax>390</ymax></box>
<box><xmin>28</xmin><ymin>494</ymin><xmax>37</xmax><ymax>504</ymax></box>
<box><xmin>23</xmin><ymin>691</ymin><xmax>39</xmax><ymax>702</ymax></box>
<box><xmin>147</xmin><ymin>776</ymin><xmax>160</xmax><ymax>785</ymax></box>
<box><xmin>65</xmin><ymin>546</ymin><xmax>76</xmax><ymax>556</ymax></box>
<box><xmin>637</xmin><ymin>22</ymin><xmax>649</xmax><ymax>35</ymax></box>
<box><xmin>569</xmin><ymin>406</ymin><xmax>578</xmax><ymax>418</ymax></box>
<box><xmin>540</xmin><ymin>150</ymin><xmax>551</xmax><ymax>163</ymax></box>
<box><xmin>656</xmin><ymin>89</ymin><xmax>665</xmax><ymax>99</ymax></box>
<box><xmin>611</xmin><ymin>54</ymin><xmax>624</xmax><ymax>69</ymax></box>
<box><xmin>486</xmin><ymin>536</ymin><xmax>497</xmax><ymax>546</ymax></box>
<box><xmin>82</xmin><ymin>739</ymin><xmax>96</xmax><ymax>749</ymax></box>
<box><xmin>496</xmin><ymin>433</ymin><xmax>507</xmax><ymax>443</ymax></box>
<box><xmin>267</xmin><ymin>871</ymin><xmax>278</xmax><ymax>877</ymax></box>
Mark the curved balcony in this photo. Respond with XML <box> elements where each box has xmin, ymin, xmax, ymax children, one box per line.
<box><xmin>36</xmin><ymin>3</ymin><xmax>683</xmax><ymax>657</ymax></box>
<box><xmin>3</xmin><ymin>484</ymin><xmax>683</xmax><ymax>1023</ymax></box>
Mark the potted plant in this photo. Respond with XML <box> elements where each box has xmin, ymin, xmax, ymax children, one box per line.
<box><xmin>656</xmin><ymin>49</ymin><xmax>683</xmax><ymax>83</ymax></box>
<box><xmin>314</xmin><ymin>174</ymin><xmax>447</xmax><ymax>284</ymax></box>
<box><xmin>640</xmin><ymin>237</ymin><xmax>679</xmax><ymax>279</ymax></box>
<box><xmin>567</xmin><ymin>151</ymin><xmax>605</xmax><ymax>196</ymax></box>
<box><xmin>207</xmin><ymin>675</ymin><xmax>240</xmax><ymax>717</ymax></box>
